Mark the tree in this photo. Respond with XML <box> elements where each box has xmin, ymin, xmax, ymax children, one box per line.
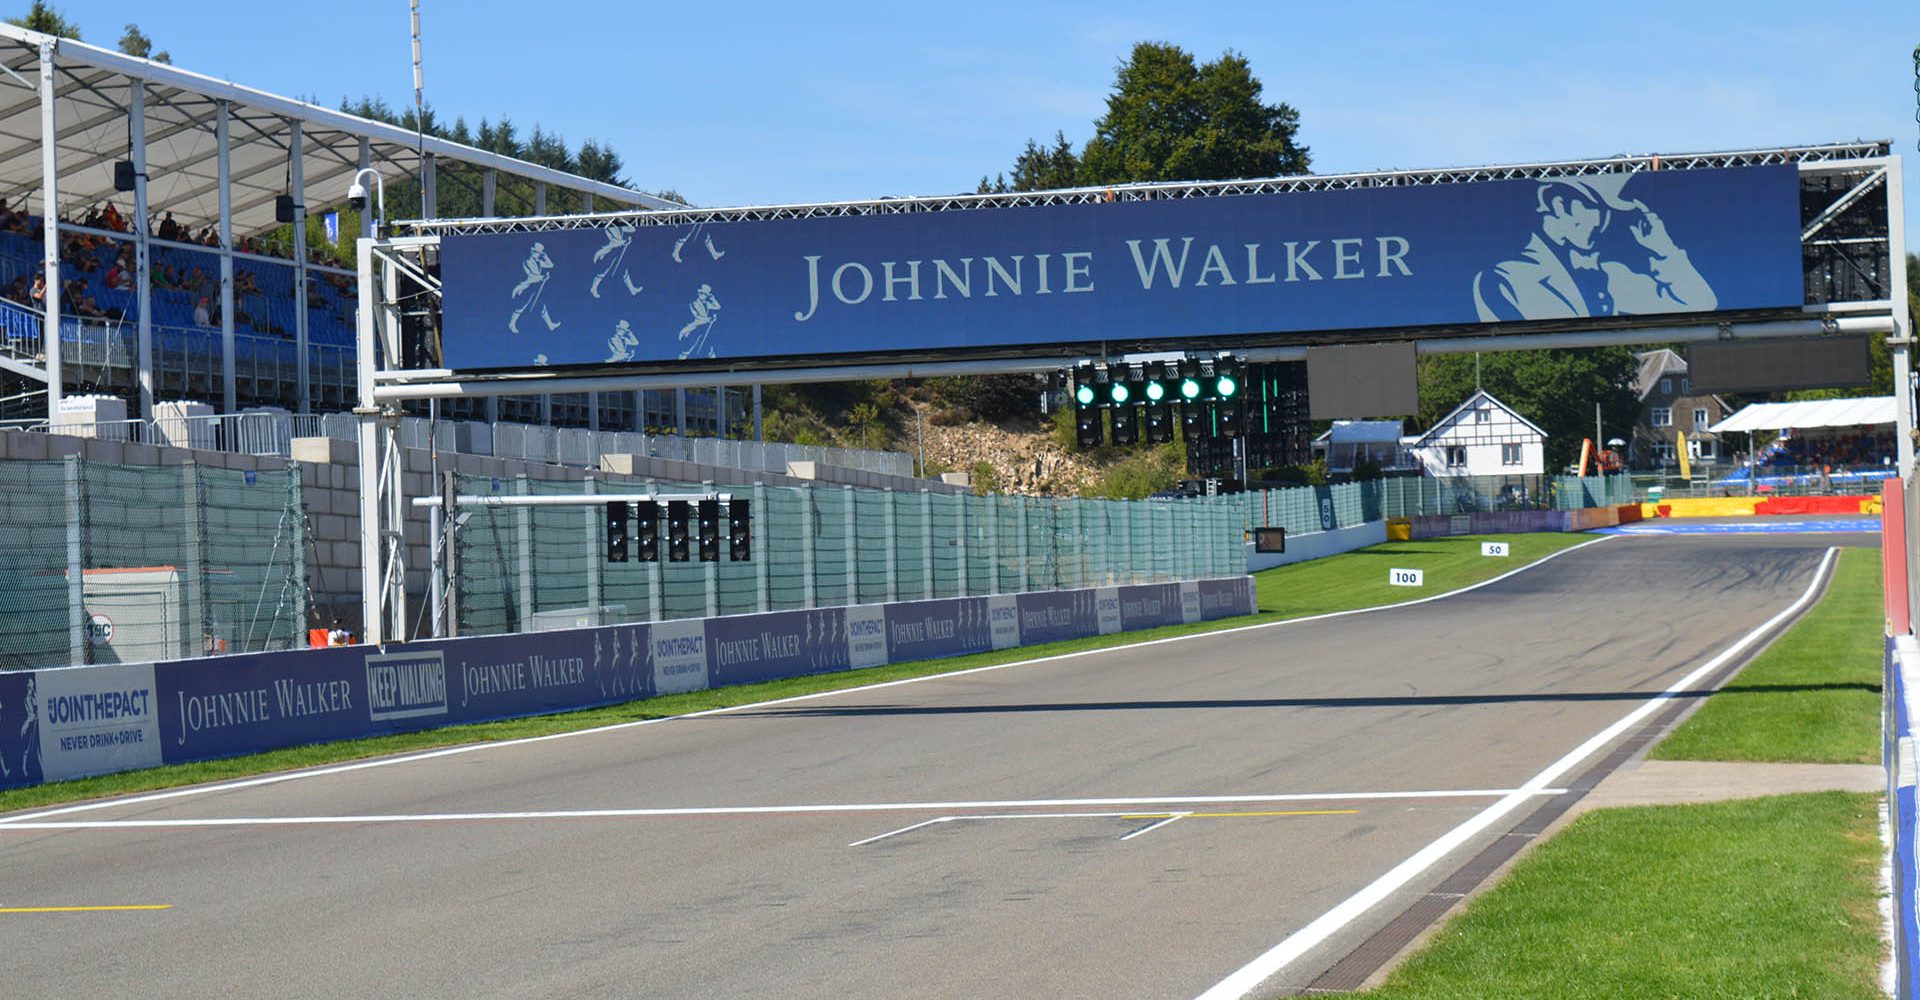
<box><xmin>7</xmin><ymin>1</ymin><xmax>79</xmax><ymax>38</ymax></box>
<box><xmin>117</xmin><ymin>22</ymin><xmax>168</xmax><ymax>63</ymax></box>
<box><xmin>1079</xmin><ymin>42</ymin><xmax>1309</xmax><ymax>185</ymax></box>
<box><xmin>986</xmin><ymin>42</ymin><xmax>1309</xmax><ymax>192</ymax></box>
<box><xmin>979</xmin><ymin>132</ymin><xmax>1083</xmax><ymax>194</ymax></box>
<box><xmin>1416</xmin><ymin>348</ymin><xmax>1642</xmax><ymax>472</ymax></box>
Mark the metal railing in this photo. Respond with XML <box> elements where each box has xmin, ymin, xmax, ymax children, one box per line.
<box><xmin>7</xmin><ymin>407</ymin><xmax>920</xmax><ymax>478</ymax></box>
<box><xmin>321</xmin><ymin>413</ymin><xmax>915</xmax><ymax>477</ymax></box>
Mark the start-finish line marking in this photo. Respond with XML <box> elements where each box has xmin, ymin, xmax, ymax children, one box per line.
<box><xmin>848</xmin><ymin>807</ymin><xmax>1365</xmax><ymax>847</ymax></box>
<box><xmin>0</xmin><ymin>787</ymin><xmax>1566</xmax><ymax>833</ymax></box>
<box><xmin>0</xmin><ymin>904</ymin><xmax>172</xmax><ymax>914</ymax></box>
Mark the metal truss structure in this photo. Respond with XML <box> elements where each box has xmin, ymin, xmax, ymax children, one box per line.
<box><xmin>357</xmin><ymin>145</ymin><xmax>1911</xmax><ymax>644</ymax></box>
<box><xmin>404</xmin><ymin>141</ymin><xmax>1889</xmax><ymax>236</ymax></box>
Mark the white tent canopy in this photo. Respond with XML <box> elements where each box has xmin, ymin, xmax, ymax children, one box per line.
<box><xmin>1709</xmin><ymin>396</ymin><xmax>1895</xmax><ymax>434</ymax></box>
<box><xmin>0</xmin><ymin>24</ymin><xmax>673</xmax><ymax>236</ymax></box>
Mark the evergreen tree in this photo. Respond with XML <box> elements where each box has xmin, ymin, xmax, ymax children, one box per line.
<box><xmin>7</xmin><ymin>1</ymin><xmax>80</xmax><ymax>38</ymax></box>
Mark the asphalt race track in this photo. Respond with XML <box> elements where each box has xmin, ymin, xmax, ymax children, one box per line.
<box><xmin>0</xmin><ymin>532</ymin><xmax>1865</xmax><ymax>998</ymax></box>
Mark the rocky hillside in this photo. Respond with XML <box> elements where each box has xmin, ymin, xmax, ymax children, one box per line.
<box><xmin>917</xmin><ymin>405</ymin><xmax>1102</xmax><ymax>496</ymax></box>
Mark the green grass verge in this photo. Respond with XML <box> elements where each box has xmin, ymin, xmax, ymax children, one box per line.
<box><xmin>1361</xmin><ymin>791</ymin><xmax>1884</xmax><ymax>999</ymax></box>
<box><xmin>0</xmin><ymin>531</ymin><xmax>1595</xmax><ymax>815</ymax></box>
<box><xmin>1649</xmin><ymin>545</ymin><xmax>1885</xmax><ymax>765</ymax></box>
<box><xmin>1252</xmin><ymin>532</ymin><xmax>1595</xmax><ymax>620</ymax></box>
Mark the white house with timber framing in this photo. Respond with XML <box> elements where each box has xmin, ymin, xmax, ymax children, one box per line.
<box><xmin>1408</xmin><ymin>389</ymin><xmax>1546</xmax><ymax>477</ymax></box>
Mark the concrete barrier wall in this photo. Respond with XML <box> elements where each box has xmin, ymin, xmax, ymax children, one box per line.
<box><xmin>1407</xmin><ymin>510</ymin><xmax>1570</xmax><ymax>538</ymax></box>
<box><xmin>1401</xmin><ymin>506</ymin><xmax>1638</xmax><ymax>540</ymax></box>
<box><xmin>0</xmin><ymin>576</ymin><xmax>1258</xmax><ymax>791</ymax></box>
<box><xmin>1246</xmin><ymin>521</ymin><xmax>1388</xmax><ymax>572</ymax></box>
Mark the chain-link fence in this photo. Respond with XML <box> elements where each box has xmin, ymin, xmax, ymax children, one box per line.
<box><xmin>452</xmin><ymin>474</ymin><xmax>1244</xmax><ymax>637</ymax></box>
<box><xmin>1218</xmin><ymin>474</ymin><xmax>1635</xmax><ymax>536</ymax></box>
<box><xmin>0</xmin><ymin>457</ymin><xmax>307</xmax><ymax>670</ymax></box>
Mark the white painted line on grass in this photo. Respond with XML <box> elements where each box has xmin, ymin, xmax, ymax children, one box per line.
<box><xmin>0</xmin><ymin>787</ymin><xmax>1570</xmax><ymax>833</ymax></box>
<box><xmin>1191</xmin><ymin>546</ymin><xmax>1839</xmax><ymax>1000</ymax></box>
<box><xmin>0</xmin><ymin>535</ymin><xmax>1611</xmax><ymax>827</ymax></box>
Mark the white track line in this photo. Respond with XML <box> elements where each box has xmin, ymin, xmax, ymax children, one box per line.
<box><xmin>0</xmin><ymin>787</ymin><xmax>1570</xmax><ymax>833</ymax></box>
<box><xmin>1192</xmin><ymin>545</ymin><xmax>1838</xmax><ymax>1000</ymax></box>
<box><xmin>1119</xmin><ymin>813</ymin><xmax>1190</xmax><ymax>841</ymax></box>
<box><xmin>848</xmin><ymin>817</ymin><xmax>953</xmax><ymax>847</ymax></box>
<box><xmin>854</xmin><ymin>811</ymin><xmax>1168</xmax><ymax>847</ymax></box>
<box><xmin>0</xmin><ymin>535</ymin><xmax>1612</xmax><ymax>826</ymax></box>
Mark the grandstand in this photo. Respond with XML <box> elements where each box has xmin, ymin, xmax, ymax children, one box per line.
<box><xmin>0</xmin><ymin>23</ymin><xmax>741</xmax><ymax>439</ymax></box>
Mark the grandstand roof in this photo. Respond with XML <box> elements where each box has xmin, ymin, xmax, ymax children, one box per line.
<box><xmin>1710</xmin><ymin>396</ymin><xmax>1895</xmax><ymax>433</ymax></box>
<box><xmin>0</xmin><ymin>24</ymin><xmax>674</xmax><ymax>236</ymax></box>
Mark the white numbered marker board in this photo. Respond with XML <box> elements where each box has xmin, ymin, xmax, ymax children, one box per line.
<box><xmin>1481</xmin><ymin>541</ymin><xmax>1510</xmax><ymax>557</ymax></box>
<box><xmin>1389</xmin><ymin>568</ymin><xmax>1424</xmax><ymax>587</ymax></box>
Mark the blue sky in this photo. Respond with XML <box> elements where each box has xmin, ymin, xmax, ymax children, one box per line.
<box><xmin>55</xmin><ymin>0</ymin><xmax>1920</xmax><ymax>241</ymax></box>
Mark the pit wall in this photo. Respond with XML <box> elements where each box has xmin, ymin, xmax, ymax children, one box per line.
<box><xmin>1401</xmin><ymin>505</ymin><xmax>1643</xmax><ymax>539</ymax></box>
<box><xmin>0</xmin><ymin>576</ymin><xmax>1258</xmax><ymax>791</ymax></box>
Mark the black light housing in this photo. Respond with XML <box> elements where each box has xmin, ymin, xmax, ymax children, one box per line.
<box><xmin>605</xmin><ymin>501</ymin><xmax>629</xmax><ymax>563</ymax></box>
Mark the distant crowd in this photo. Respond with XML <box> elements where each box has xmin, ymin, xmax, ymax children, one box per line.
<box><xmin>1762</xmin><ymin>429</ymin><xmax>1895</xmax><ymax>470</ymax></box>
<box><xmin>0</xmin><ymin>199</ymin><xmax>357</xmax><ymax>343</ymax></box>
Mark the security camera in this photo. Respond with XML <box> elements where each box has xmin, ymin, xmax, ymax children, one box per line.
<box><xmin>347</xmin><ymin>179</ymin><xmax>368</xmax><ymax>212</ymax></box>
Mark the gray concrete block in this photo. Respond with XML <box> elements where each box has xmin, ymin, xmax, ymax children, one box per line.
<box><xmin>290</xmin><ymin>436</ymin><xmax>353</xmax><ymax>464</ymax></box>
<box><xmin>7</xmin><ymin>431</ymin><xmax>47</xmax><ymax>461</ymax></box>
<box><xmin>314</xmin><ymin>513</ymin><xmax>348</xmax><ymax>540</ymax></box>
<box><xmin>85</xmin><ymin>438</ymin><xmax>125</xmax><ymax>465</ymax></box>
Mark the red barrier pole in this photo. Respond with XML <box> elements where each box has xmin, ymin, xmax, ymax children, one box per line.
<box><xmin>1885</xmin><ymin>477</ymin><xmax>1909</xmax><ymax>635</ymax></box>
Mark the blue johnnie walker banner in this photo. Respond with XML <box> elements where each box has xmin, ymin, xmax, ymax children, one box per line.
<box><xmin>436</xmin><ymin>165</ymin><xmax>1804</xmax><ymax>370</ymax></box>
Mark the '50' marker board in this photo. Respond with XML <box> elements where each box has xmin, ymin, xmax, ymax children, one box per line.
<box><xmin>1481</xmin><ymin>541</ymin><xmax>1510</xmax><ymax>557</ymax></box>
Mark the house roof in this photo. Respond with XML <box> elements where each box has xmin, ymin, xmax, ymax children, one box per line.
<box><xmin>1709</xmin><ymin>396</ymin><xmax>1896</xmax><ymax>433</ymax></box>
<box><xmin>1634</xmin><ymin>348</ymin><xmax>1687</xmax><ymax>399</ymax></box>
<box><xmin>1414</xmin><ymin>389</ymin><xmax>1547</xmax><ymax>445</ymax></box>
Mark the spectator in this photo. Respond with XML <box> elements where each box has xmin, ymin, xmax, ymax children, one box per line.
<box><xmin>157</xmin><ymin>212</ymin><xmax>180</xmax><ymax>242</ymax></box>
<box><xmin>193</xmin><ymin>296</ymin><xmax>212</xmax><ymax>327</ymax></box>
<box><xmin>29</xmin><ymin>273</ymin><xmax>44</xmax><ymax>306</ymax></box>
<box><xmin>63</xmin><ymin>280</ymin><xmax>107</xmax><ymax>319</ymax></box>
<box><xmin>105</xmin><ymin>262</ymin><xmax>132</xmax><ymax>291</ymax></box>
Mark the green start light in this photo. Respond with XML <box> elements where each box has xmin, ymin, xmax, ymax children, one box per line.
<box><xmin>1145</xmin><ymin>381</ymin><xmax>1166</xmax><ymax>402</ymax></box>
<box><xmin>1075</xmin><ymin>383</ymin><xmax>1095</xmax><ymax>406</ymax></box>
<box><xmin>1110</xmin><ymin>383</ymin><xmax>1131</xmax><ymax>404</ymax></box>
<box><xmin>1216</xmin><ymin>374</ymin><xmax>1239</xmax><ymax>399</ymax></box>
<box><xmin>1180</xmin><ymin>378</ymin><xmax>1201</xmax><ymax>400</ymax></box>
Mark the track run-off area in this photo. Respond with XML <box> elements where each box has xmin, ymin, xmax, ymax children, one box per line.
<box><xmin>0</xmin><ymin>531</ymin><xmax>1861</xmax><ymax>998</ymax></box>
